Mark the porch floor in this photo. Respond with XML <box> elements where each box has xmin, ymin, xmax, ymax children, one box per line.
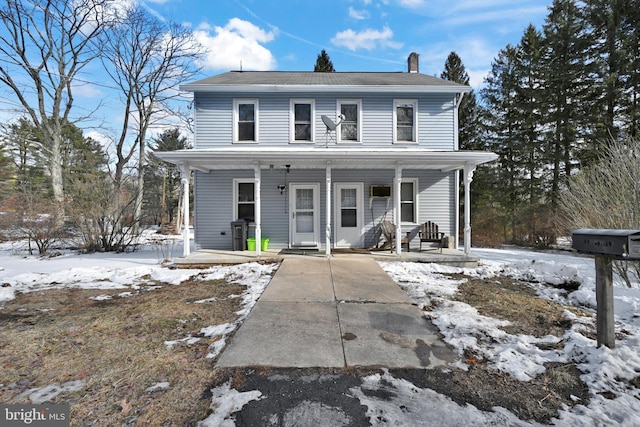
<box><xmin>173</xmin><ymin>246</ymin><xmax>478</xmax><ymax>268</ymax></box>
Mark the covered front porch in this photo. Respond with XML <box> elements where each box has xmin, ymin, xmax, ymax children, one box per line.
<box><xmin>154</xmin><ymin>146</ymin><xmax>497</xmax><ymax>259</ymax></box>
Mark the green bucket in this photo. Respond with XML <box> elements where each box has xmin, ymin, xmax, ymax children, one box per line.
<box><xmin>260</xmin><ymin>238</ymin><xmax>269</xmax><ymax>251</ymax></box>
<box><xmin>246</xmin><ymin>238</ymin><xmax>256</xmax><ymax>251</ymax></box>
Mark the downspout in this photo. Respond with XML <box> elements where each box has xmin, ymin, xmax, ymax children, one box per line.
<box><xmin>254</xmin><ymin>163</ymin><xmax>262</xmax><ymax>257</ymax></box>
<box><xmin>180</xmin><ymin>163</ymin><xmax>191</xmax><ymax>257</ymax></box>
<box><xmin>394</xmin><ymin>163</ymin><xmax>403</xmax><ymax>256</ymax></box>
<box><xmin>326</xmin><ymin>163</ymin><xmax>332</xmax><ymax>256</ymax></box>
<box><xmin>454</xmin><ymin>92</ymin><xmax>464</xmax><ymax>249</ymax></box>
<box><xmin>463</xmin><ymin>162</ymin><xmax>476</xmax><ymax>254</ymax></box>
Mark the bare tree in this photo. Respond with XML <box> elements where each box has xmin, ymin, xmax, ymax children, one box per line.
<box><xmin>0</xmin><ymin>0</ymin><xmax>110</xmax><ymax>225</ymax></box>
<box><xmin>102</xmin><ymin>4</ymin><xmax>202</xmax><ymax>234</ymax></box>
<box><xmin>559</xmin><ymin>138</ymin><xmax>640</xmax><ymax>287</ymax></box>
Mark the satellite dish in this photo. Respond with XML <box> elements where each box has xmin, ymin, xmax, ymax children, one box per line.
<box><xmin>321</xmin><ymin>114</ymin><xmax>345</xmax><ymax>147</ymax></box>
<box><xmin>322</xmin><ymin>115</ymin><xmax>337</xmax><ymax>131</ymax></box>
<box><xmin>321</xmin><ymin>114</ymin><xmax>345</xmax><ymax>132</ymax></box>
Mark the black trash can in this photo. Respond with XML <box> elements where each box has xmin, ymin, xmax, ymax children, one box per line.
<box><xmin>230</xmin><ymin>219</ymin><xmax>248</xmax><ymax>251</ymax></box>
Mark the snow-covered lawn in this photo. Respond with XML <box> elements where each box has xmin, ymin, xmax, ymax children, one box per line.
<box><xmin>2</xmin><ymin>236</ymin><xmax>639</xmax><ymax>426</ymax></box>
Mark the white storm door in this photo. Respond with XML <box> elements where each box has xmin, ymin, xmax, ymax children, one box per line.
<box><xmin>290</xmin><ymin>183</ymin><xmax>320</xmax><ymax>247</ymax></box>
<box><xmin>334</xmin><ymin>183</ymin><xmax>364</xmax><ymax>248</ymax></box>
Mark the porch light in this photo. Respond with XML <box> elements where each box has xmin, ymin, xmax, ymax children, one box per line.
<box><xmin>277</xmin><ymin>184</ymin><xmax>286</xmax><ymax>194</ymax></box>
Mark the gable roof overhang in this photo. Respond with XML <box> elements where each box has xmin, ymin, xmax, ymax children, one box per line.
<box><xmin>180</xmin><ymin>71</ymin><xmax>472</xmax><ymax>95</ymax></box>
<box><xmin>154</xmin><ymin>147</ymin><xmax>497</xmax><ymax>173</ymax></box>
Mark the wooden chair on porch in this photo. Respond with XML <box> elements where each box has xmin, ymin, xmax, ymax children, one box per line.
<box><xmin>419</xmin><ymin>221</ymin><xmax>445</xmax><ymax>253</ymax></box>
<box><xmin>378</xmin><ymin>220</ymin><xmax>411</xmax><ymax>252</ymax></box>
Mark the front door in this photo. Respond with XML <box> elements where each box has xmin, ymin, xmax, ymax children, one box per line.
<box><xmin>334</xmin><ymin>182</ymin><xmax>364</xmax><ymax>248</ymax></box>
<box><xmin>290</xmin><ymin>183</ymin><xmax>320</xmax><ymax>248</ymax></box>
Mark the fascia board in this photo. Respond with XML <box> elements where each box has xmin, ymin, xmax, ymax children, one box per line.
<box><xmin>154</xmin><ymin>149</ymin><xmax>496</xmax><ymax>168</ymax></box>
<box><xmin>179</xmin><ymin>84</ymin><xmax>471</xmax><ymax>94</ymax></box>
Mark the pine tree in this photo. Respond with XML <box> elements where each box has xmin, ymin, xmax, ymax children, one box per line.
<box><xmin>481</xmin><ymin>45</ymin><xmax>524</xmax><ymax>242</ymax></box>
<box><xmin>314</xmin><ymin>50</ymin><xmax>335</xmax><ymax>72</ymax></box>
<box><xmin>440</xmin><ymin>52</ymin><xmax>478</xmax><ymax>151</ymax></box>
<box><xmin>583</xmin><ymin>0</ymin><xmax>629</xmax><ymax>142</ymax></box>
<box><xmin>541</xmin><ymin>0</ymin><xmax>594</xmax><ymax>203</ymax></box>
<box><xmin>144</xmin><ymin>128</ymin><xmax>190</xmax><ymax>229</ymax></box>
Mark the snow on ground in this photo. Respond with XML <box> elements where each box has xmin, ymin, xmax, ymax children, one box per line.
<box><xmin>377</xmin><ymin>247</ymin><xmax>640</xmax><ymax>426</ymax></box>
<box><xmin>2</xmin><ymin>236</ymin><xmax>640</xmax><ymax>425</ymax></box>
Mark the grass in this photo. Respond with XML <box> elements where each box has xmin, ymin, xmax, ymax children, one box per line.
<box><xmin>1</xmin><ymin>268</ymin><xmax>596</xmax><ymax>425</ymax></box>
<box><xmin>0</xmin><ymin>277</ymin><xmax>243</xmax><ymax>426</ymax></box>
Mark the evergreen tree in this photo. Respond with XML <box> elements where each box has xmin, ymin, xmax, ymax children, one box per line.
<box><xmin>513</xmin><ymin>25</ymin><xmax>550</xmax><ymax>242</ymax></box>
<box><xmin>144</xmin><ymin>128</ymin><xmax>190</xmax><ymax>228</ymax></box>
<box><xmin>619</xmin><ymin>0</ymin><xmax>640</xmax><ymax>139</ymax></box>
<box><xmin>314</xmin><ymin>50</ymin><xmax>336</xmax><ymax>72</ymax></box>
<box><xmin>440</xmin><ymin>52</ymin><xmax>479</xmax><ymax>151</ymax></box>
<box><xmin>541</xmin><ymin>0</ymin><xmax>594</xmax><ymax>202</ymax></box>
<box><xmin>583</xmin><ymin>0</ymin><xmax>629</xmax><ymax>141</ymax></box>
<box><xmin>481</xmin><ymin>45</ymin><xmax>523</xmax><ymax>242</ymax></box>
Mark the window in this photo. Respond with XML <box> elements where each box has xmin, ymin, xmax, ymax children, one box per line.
<box><xmin>400</xmin><ymin>179</ymin><xmax>418</xmax><ymax>223</ymax></box>
<box><xmin>234</xmin><ymin>179</ymin><xmax>255</xmax><ymax>222</ymax></box>
<box><xmin>290</xmin><ymin>99</ymin><xmax>315</xmax><ymax>143</ymax></box>
<box><xmin>393</xmin><ymin>100</ymin><xmax>418</xmax><ymax>143</ymax></box>
<box><xmin>233</xmin><ymin>99</ymin><xmax>258</xmax><ymax>143</ymax></box>
<box><xmin>337</xmin><ymin>99</ymin><xmax>361</xmax><ymax>143</ymax></box>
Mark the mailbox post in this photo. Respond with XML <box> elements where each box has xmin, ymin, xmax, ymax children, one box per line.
<box><xmin>572</xmin><ymin>229</ymin><xmax>640</xmax><ymax>349</ymax></box>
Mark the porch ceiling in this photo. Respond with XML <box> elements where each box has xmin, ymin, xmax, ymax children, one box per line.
<box><xmin>154</xmin><ymin>147</ymin><xmax>497</xmax><ymax>172</ymax></box>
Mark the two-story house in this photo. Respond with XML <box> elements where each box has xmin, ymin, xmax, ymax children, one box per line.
<box><xmin>155</xmin><ymin>53</ymin><xmax>496</xmax><ymax>257</ymax></box>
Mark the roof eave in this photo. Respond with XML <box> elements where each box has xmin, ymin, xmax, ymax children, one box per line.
<box><xmin>154</xmin><ymin>148</ymin><xmax>496</xmax><ymax>171</ymax></box>
<box><xmin>179</xmin><ymin>84</ymin><xmax>472</xmax><ymax>94</ymax></box>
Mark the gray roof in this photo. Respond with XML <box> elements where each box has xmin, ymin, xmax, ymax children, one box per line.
<box><xmin>181</xmin><ymin>71</ymin><xmax>471</xmax><ymax>94</ymax></box>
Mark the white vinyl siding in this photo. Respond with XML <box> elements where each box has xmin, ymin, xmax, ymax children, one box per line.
<box><xmin>193</xmin><ymin>169</ymin><xmax>454</xmax><ymax>250</ymax></box>
<box><xmin>193</xmin><ymin>92</ymin><xmax>455</xmax><ymax>149</ymax></box>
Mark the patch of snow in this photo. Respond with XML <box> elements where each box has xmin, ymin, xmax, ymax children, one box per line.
<box><xmin>19</xmin><ymin>380</ymin><xmax>86</xmax><ymax>404</ymax></box>
<box><xmin>350</xmin><ymin>370</ymin><xmax>532</xmax><ymax>426</ymax></box>
<box><xmin>198</xmin><ymin>380</ymin><xmax>263</xmax><ymax>427</ymax></box>
<box><xmin>145</xmin><ymin>382</ymin><xmax>170</xmax><ymax>393</ymax></box>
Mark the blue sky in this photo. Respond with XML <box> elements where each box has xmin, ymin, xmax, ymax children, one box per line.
<box><xmin>163</xmin><ymin>0</ymin><xmax>552</xmax><ymax>87</ymax></box>
<box><xmin>1</xmin><ymin>0</ymin><xmax>553</xmax><ymax>146</ymax></box>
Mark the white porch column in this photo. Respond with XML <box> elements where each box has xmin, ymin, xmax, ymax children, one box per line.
<box><xmin>394</xmin><ymin>163</ymin><xmax>403</xmax><ymax>256</ymax></box>
<box><xmin>325</xmin><ymin>164</ymin><xmax>332</xmax><ymax>256</ymax></box>
<box><xmin>180</xmin><ymin>163</ymin><xmax>191</xmax><ymax>257</ymax></box>
<box><xmin>254</xmin><ymin>163</ymin><xmax>262</xmax><ymax>257</ymax></box>
<box><xmin>463</xmin><ymin>163</ymin><xmax>476</xmax><ymax>254</ymax></box>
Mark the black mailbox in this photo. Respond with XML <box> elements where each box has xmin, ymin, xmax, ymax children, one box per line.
<box><xmin>572</xmin><ymin>229</ymin><xmax>640</xmax><ymax>260</ymax></box>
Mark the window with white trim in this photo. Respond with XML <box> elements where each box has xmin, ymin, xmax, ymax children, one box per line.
<box><xmin>290</xmin><ymin>99</ymin><xmax>315</xmax><ymax>143</ymax></box>
<box><xmin>400</xmin><ymin>179</ymin><xmax>418</xmax><ymax>223</ymax></box>
<box><xmin>393</xmin><ymin>99</ymin><xmax>418</xmax><ymax>143</ymax></box>
<box><xmin>233</xmin><ymin>179</ymin><xmax>255</xmax><ymax>223</ymax></box>
<box><xmin>233</xmin><ymin>99</ymin><xmax>258</xmax><ymax>143</ymax></box>
<box><xmin>337</xmin><ymin>99</ymin><xmax>361</xmax><ymax>143</ymax></box>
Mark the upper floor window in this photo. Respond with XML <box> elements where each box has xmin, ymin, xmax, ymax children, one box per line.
<box><xmin>393</xmin><ymin>99</ymin><xmax>418</xmax><ymax>144</ymax></box>
<box><xmin>337</xmin><ymin>99</ymin><xmax>361</xmax><ymax>143</ymax></box>
<box><xmin>233</xmin><ymin>99</ymin><xmax>258</xmax><ymax>143</ymax></box>
<box><xmin>290</xmin><ymin>99</ymin><xmax>315</xmax><ymax>143</ymax></box>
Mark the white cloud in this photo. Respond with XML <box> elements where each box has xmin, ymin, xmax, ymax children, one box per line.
<box><xmin>72</xmin><ymin>83</ymin><xmax>102</xmax><ymax>98</ymax></box>
<box><xmin>193</xmin><ymin>18</ymin><xmax>277</xmax><ymax>71</ymax></box>
<box><xmin>397</xmin><ymin>0</ymin><xmax>426</xmax><ymax>7</ymax></box>
<box><xmin>331</xmin><ymin>25</ymin><xmax>403</xmax><ymax>51</ymax></box>
<box><xmin>349</xmin><ymin>6</ymin><xmax>370</xmax><ymax>20</ymax></box>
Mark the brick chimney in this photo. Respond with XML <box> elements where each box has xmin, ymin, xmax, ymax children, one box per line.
<box><xmin>408</xmin><ymin>52</ymin><xmax>419</xmax><ymax>73</ymax></box>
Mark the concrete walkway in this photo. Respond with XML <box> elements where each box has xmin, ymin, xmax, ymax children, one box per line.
<box><xmin>216</xmin><ymin>256</ymin><xmax>457</xmax><ymax>369</ymax></box>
